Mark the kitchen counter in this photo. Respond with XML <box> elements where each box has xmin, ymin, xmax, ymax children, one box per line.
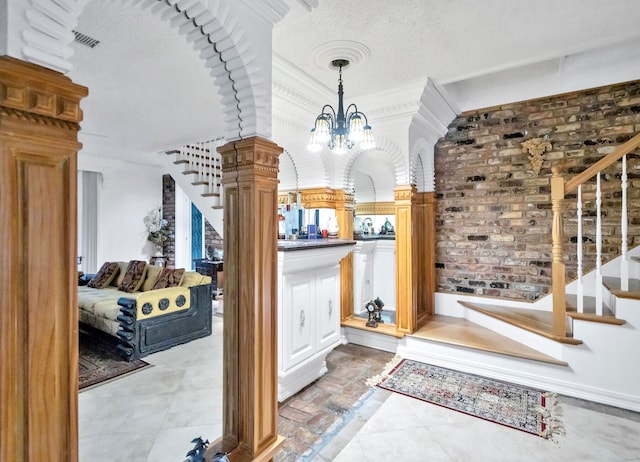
<box><xmin>277</xmin><ymin>238</ymin><xmax>356</xmax><ymax>251</ymax></box>
<box><xmin>353</xmin><ymin>234</ymin><xmax>395</xmax><ymax>241</ymax></box>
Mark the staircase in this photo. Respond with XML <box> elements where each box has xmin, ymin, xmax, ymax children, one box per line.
<box><xmin>160</xmin><ymin>139</ymin><xmax>225</xmax><ymax>237</ymax></box>
<box><xmin>395</xmin><ymin>133</ymin><xmax>640</xmax><ymax>411</ymax></box>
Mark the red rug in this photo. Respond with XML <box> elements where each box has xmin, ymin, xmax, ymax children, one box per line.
<box><xmin>375</xmin><ymin>359</ymin><xmax>563</xmax><ymax>439</ymax></box>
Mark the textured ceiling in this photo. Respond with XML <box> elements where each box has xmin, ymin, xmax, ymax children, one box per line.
<box><xmin>69</xmin><ymin>0</ymin><xmax>640</xmax><ymax>166</ymax></box>
<box><xmin>70</xmin><ymin>1</ymin><xmax>224</xmax><ymax>161</ymax></box>
<box><xmin>274</xmin><ymin>0</ymin><xmax>640</xmax><ymax>97</ymax></box>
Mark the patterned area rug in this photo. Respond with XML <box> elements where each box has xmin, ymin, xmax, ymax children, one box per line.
<box><xmin>375</xmin><ymin>359</ymin><xmax>563</xmax><ymax>439</ymax></box>
<box><xmin>79</xmin><ymin>327</ymin><xmax>151</xmax><ymax>391</ymax></box>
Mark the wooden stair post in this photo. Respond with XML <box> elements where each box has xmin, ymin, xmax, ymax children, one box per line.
<box><xmin>550</xmin><ymin>164</ymin><xmax>567</xmax><ymax>337</ymax></box>
<box><xmin>210</xmin><ymin>137</ymin><xmax>285</xmax><ymax>461</ymax></box>
<box><xmin>0</xmin><ymin>57</ymin><xmax>88</xmax><ymax>462</ymax></box>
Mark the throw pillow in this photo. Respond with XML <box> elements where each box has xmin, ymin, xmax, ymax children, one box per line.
<box><xmin>118</xmin><ymin>260</ymin><xmax>148</xmax><ymax>293</ymax></box>
<box><xmin>111</xmin><ymin>261</ymin><xmax>129</xmax><ymax>287</ymax></box>
<box><xmin>141</xmin><ymin>265</ymin><xmax>162</xmax><ymax>292</ymax></box>
<box><xmin>87</xmin><ymin>262</ymin><xmax>119</xmax><ymax>289</ymax></box>
<box><xmin>152</xmin><ymin>268</ymin><xmax>185</xmax><ymax>290</ymax></box>
<box><xmin>179</xmin><ymin>271</ymin><xmax>205</xmax><ymax>288</ymax></box>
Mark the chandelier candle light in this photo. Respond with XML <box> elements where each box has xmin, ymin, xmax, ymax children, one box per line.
<box><xmin>307</xmin><ymin>59</ymin><xmax>375</xmax><ymax>154</ymax></box>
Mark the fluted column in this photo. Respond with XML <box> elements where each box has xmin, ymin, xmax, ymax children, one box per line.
<box><xmin>335</xmin><ymin>189</ymin><xmax>355</xmax><ymax>321</ymax></box>
<box><xmin>0</xmin><ymin>56</ymin><xmax>87</xmax><ymax>462</ymax></box>
<box><xmin>394</xmin><ymin>185</ymin><xmax>418</xmax><ymax>334</ymax></box>
<box><xmin>213</xmin><ymin>137</ymin><xmax>285</xmax><ymax>461</ymax></box>
<box><xmin>550</xmin><ymin>165</ymin><xmax>567</xmax><ymax>337</ymax></box>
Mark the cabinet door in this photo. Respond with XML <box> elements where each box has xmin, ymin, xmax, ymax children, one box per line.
<box><xmin>281</xmin><ymin>274</ymin><xmax>315</xmax><ymax>371</ymax></box>
<box><xmin>316</xmin><ymin>267</ymin><xmax>340</xmax><ymax>351</ymax></box>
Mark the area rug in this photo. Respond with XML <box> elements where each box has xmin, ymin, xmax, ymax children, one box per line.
<box><xmin>79</xmin><ymin>328</ymin><xmax>151</xmax><ymax>391</ymax></box>
<box><xmin>374</xmin><ymin>359</ymin><xmax>563</xmax><ymax>440</ymax></box>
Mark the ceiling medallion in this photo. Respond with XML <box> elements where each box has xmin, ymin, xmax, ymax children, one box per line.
<box><xmin>312</xmin><ymin>40</ymin><xmax>370</xmax><ymax>72</ymax></box>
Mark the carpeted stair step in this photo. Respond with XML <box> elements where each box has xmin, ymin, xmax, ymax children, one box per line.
<box><xmin>408</xmin><ymin>315</ymin><xmax>568</xmax><ymax>366</ymax></box>
<box><xmin>458</xmin><ymin>301</ymin><xmax>582</xmax><ymax>345</ymax></box>
<box><xmin>603</xmin><ymin>276</ymin><xmax>640</xmax><ymax>300</ymax></box>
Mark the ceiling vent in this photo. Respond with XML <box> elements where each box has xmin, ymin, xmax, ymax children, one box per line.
<box><xmin>72</xmin><ymin>30</ymin><xmax>100</xmax><ymax>49</ymax></box>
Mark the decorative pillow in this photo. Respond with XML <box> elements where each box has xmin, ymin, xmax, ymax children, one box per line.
<box><xmin>152</xmin><ymin>268</ymin><xmax>185</xmax><ymax>290</ymax></box>
<box><xmin>180</xmin><ymin>271</ymin><xmax>205</xmax><ymax>288</ymax></box>
<box><xmin>111</xmin><ymin>261</ymin><xmax>129</xmax><ymax>287</ymax></box>
<box><xmin>87</xmin><ymin>262</ymin><xmax>119</xmax><ymax>289</ymax></box>
<box><xmin>118</xmin><ymin>260</ymin><xmax>147</xmax><ymax>293</ymax></box>
<box><xmin>141</xmin><ymin>265</ymin><xmax>162</xmax><ymax>292</ymax></box>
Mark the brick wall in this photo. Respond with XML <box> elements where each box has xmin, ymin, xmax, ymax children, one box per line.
<box><xmin>434</xmin><ymin>80</ymin><xmax>640</xmax><ymax>301</ymax></box>
<box><xmin>162</xmin><ymin>174</ymin><xmax>176</xmax><ymax>268</ymax></box>
<box><xmin>162</xmin><ymin>174</ymin><xmax>223</xmax><ymax>267</ymax></box>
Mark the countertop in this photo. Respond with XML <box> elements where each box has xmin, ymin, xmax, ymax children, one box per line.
<box><xmin>277</xmin><ymin>238</ymin><xmax>356</xmax><ymax>251</ymax></box>
<box><xmin>353</xmin><ymin>234</ymin><xmax>396</xmax><ymax>241</ymax></box>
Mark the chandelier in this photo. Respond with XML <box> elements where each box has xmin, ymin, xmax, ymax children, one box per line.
<box><xmin>307</xmin><ymin>59</ymin><xmax>375</xmax><ymax>154</ymax></box>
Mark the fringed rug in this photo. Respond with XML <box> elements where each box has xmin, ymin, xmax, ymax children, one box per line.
<box><xmin>374</xmin><ymin>359</ymin><xmax>563</xmax><ymax>439</ymax></box>
<box><xmin>79</xmin><ymin>327</ymin><xmax>151</xmax><ymax>391</ymax></box>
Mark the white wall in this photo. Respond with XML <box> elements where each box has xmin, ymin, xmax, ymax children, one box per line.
<box><xmin>174</xmin><ymin>183</ymin><xmax>193</xmax><ymax>270</ymax></box>
<box><xmin>78</xmin><ymin>153</ymin><xmax>162</xmax><ymax>265</ymax></box>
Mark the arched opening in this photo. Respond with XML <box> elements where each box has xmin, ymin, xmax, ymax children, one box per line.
<box><xmin>70</xmin><ymin>2</ymin><xmax>228</xmax><ymax>459</ymax></box>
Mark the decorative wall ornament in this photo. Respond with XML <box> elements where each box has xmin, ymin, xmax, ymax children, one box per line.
<box><xmin>521</xmin><ymin>138</ymin><xmax>553</xmax><ymax>176</ymax></box>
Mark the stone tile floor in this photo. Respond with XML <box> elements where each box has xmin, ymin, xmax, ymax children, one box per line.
<box><xmin>275</xmin><ymin>343</ymin><xmax>394</xmax><ymax>462</ymax></box>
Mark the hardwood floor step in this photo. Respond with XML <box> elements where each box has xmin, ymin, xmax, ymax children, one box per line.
<box><xmin>458</xmin><ymin>301</ymin><xmax>583</xmax><ymax>345</ymax></box>
<box><xmin>409</xmin><ymin>315</ymin><xmax>568</xmax><ymax>366</ymax></box>
<box><xmin>173</xmin><ymin>159</ymin><xmax>189</xmax><ymax>165</ymax></box>
<box><xmin>192</xmin><ymin>181</ymin><xmax>208</xmax><ymax>186</ymax></box>
<box><xmin>182</xmin><ymin>170</ymin><xmax>198</xmax><ymax>175</ymax></box>
<box><xmin>201</xmin><ymin>192</ymin><xmax>221</xmax><ymax>198</ymax></box>
<box><xmin>603</xmin><ymin>276</ymin><xmax>640</xmax><ymax>300</ymax></box>
<box><xmin>631</xmin><ymin>256</ymin><xmax>640</xmax><ymax>264</ymax></box>
<box><xmin>565</xmin><ymin>294</ymin><xmax>626</xmax><ymax>325</ymax></box>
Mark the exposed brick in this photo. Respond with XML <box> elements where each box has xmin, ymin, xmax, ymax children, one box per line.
<box><xmin>435</xmin><ymin>79</ymin><xmax>640</xmax><ymax>301</ymax></box>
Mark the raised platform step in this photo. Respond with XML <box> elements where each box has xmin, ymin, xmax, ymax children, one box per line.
<box><xmin>604</xmin><ymin>276</ymin><xmax>640</xmax><ymax>300</ymax></box>
<box><xmin>409</xmin><ymin>315</ymin><xmax>568</xmax><ymax>366</ymax></box>
<box><xmin>565</xmin><ymin>294</ymin><xmax>626</xmax><ymax>325</ymax></box>
<box><xmin>458</xmin><ymin>301</ymin><xmax>583</xmax><ymax>345</ymax></box>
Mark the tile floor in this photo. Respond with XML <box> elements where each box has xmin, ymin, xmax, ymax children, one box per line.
<box><xmin>79</xmin><ymin>315</ymin><xmax>640</xmax><ymax>461</ymax></box>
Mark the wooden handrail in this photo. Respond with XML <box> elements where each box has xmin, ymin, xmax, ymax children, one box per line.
<box><xmin>565</xmin><ymin>132</ymin><xmax>640</xmax><ymax>194</ymax></box>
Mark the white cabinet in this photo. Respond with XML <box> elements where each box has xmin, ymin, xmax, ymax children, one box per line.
<box><xmin>315</xmin><ymin>268</ymin><xmax>341</xmax><ymax>351</ymax></box>
<box><xmin>277</xmin><ymin>243</ymin><xmax>353</xmax><ymax>402</ymax></box>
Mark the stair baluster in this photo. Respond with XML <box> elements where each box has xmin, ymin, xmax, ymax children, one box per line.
<box><xmin>621</xmin><ymin>154</ymin><xmax>629</xmax><ymax>291</ymax></box>
<box><xmin>577</xmin><ymin>185</ymin><xmax>583</xmax><ymax>313</ymax></box>
<box><xmin>595</xmin><ymin>173</ymin><xmax>603</xmax><ymax>315</ymax></box>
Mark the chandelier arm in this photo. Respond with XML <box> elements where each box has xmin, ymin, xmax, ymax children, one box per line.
<box><xmin>345</xmin><ymin>103</ymin><xmax>359</xmax><ymax>117</ymax></box>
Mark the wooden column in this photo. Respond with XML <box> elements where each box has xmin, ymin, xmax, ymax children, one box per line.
<box><xmin>0</xmin><ymin>57</ymin><xmax>87</xmax><ymax>462</ymax></box>
<box><xmin>414</xmin><ymin>192</ymin><xmax>436</xmax><ymax>327</ymax></box>
<box><xmin>212</xmin><ymin>137</ymin><xmax>284</xmax><ymax>461</ymax></box>
<box><xmin>394</xmin><ymin>185</ymin><xmax>418</xmax><ymax>334</ymax></box>
<box><xmin>335</xmin><ymin>190</ymin><xmax>354</xmax><ymax>321</ymax></box>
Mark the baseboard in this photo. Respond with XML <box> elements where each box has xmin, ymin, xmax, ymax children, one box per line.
<box><xmin>341</xmin><ymin>326</ymin><xmax>400</xmax><ymax>353</ymax></box>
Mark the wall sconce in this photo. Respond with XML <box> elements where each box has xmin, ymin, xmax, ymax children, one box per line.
<box><xmin>521</xmin><ymin>137</ymin><xmax>552</xmax><ymax>176</ymax></box>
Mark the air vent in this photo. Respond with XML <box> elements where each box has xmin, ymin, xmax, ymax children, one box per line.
<box><xmin>72</xmin><ymin>30</ymin><xmax>100</xmax><ymax>49</ymax></box>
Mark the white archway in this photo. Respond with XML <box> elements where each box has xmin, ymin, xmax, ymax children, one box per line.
<box><xmin>410</xmin><ymin>137</ymin><xmax>435</xmax><ymax>192</ymax></box>
<box><xmin>20</xmin><ymin>0</ymin><xmax>267</xmax><ymax>141</ymax></box>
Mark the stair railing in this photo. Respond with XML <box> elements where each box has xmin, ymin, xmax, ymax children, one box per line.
<box><xmin>551</xmin><ymin>132</ymin><xmax>640</xmax><ymax>336</ymax></box>
<box><xmin>177</xmin><ymin>138</ymin><xmax>224</xmax><ymax>207</ymax></box>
